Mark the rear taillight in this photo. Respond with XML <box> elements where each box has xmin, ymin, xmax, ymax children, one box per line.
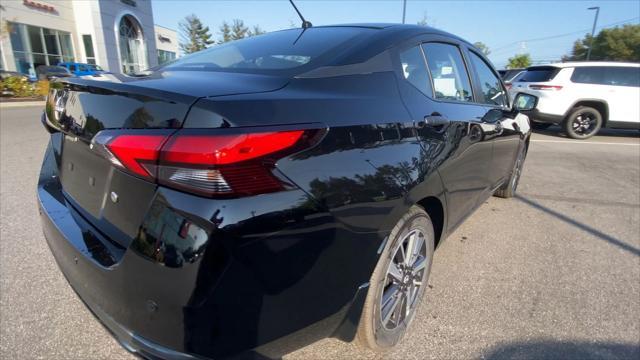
<box><xmin>93</xmin><ymin>128</ymin><xmax>323</xmax><ymax>197</ymax></box>
<box><xmin>529</xmin><ymin>84</ymin><xmax>563</xmax><ymax>90</ymax></box>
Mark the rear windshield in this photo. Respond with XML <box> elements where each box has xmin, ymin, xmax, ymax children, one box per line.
<box><xmin>515</xmin><ymin>66</ymin><xmax>560</xmax><ymax>82</ymax></box>
<box><xmin>165</xmin><ymin>27</ymin><xmax>374</xmax><ymax>74</ymax></box>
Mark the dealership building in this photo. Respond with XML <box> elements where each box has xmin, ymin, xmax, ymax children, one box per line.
<box><xmin>0</xmin><ymin>0</ymin><xmax>178</xmax><ymax>76</ymax></box>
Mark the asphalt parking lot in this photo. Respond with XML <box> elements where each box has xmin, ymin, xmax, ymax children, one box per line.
<box><xmin>1</xmin><ymin>105</ymin><xmax>639</xmax><ymax>359</ymax></box>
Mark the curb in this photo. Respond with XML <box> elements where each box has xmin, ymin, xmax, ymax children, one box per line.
<box><xmin>0</xmin><ymin>101</ymin><xmax>46</xmax><ymax>109</ymax></box>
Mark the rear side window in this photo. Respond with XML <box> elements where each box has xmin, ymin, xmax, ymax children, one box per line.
<box><xmin>399</xmin><ymin>46</ymin><xmax>432</xmax><ymax>97</ymax></box>
<box><xmin>165</xmin><ymin>27</ymin><xmax>373</xmax><ymax>74</ymax></box>
<box><xmin>422</xmin><ymin>43</ymin><xmax>473</xmax><ymax>102</ymax></box>
<box><xmin>469</xmin><ymin>52</ymin><xmax>507</xmax><ymax>107</ymax></box>
<box><xmin>606</xmin><ymin>67</ymin><xmax>640</xmax><ymax>87</ymax></box>
<box><xmin>570</xmin><ymin>67</ymin><xmax>604</xmax><ymax>84</ymax></box>
<box><xmin>517</xmin><ymin>67</ymin><xmax>560</xmax><ymax>82</ymax></box>
<box><xmin>69</xmin><ymin>64</ymin><xmax>76</xmax><ymax>71</ymax></box>
<box><xmin>572</xmin><ymin>66</ymin><xmax>640</xmax><ymax>87</ymax></box>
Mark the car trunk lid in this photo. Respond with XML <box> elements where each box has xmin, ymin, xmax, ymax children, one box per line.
<box><xmin>46</xmin><ymin>72</ymin><xmax>289</xmax><ymax>247</ymax></box>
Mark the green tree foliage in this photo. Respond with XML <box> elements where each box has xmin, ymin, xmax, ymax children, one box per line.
<box><xmin>507</xmin><ymin>53</ymin><xmax>532</xmax><ymax>69</ymax></box>
<box><xmin>218</xmin><ymin>20</ymin><xmax>266</xmax><ymax>44</ymax></box>
<box><xmin>473</xmin><ymin>41</ymin><xmax>491</xmax><ymax>56</ymax></box>
<box><xmin>179</xmin><ymin>14</ymin><xmax>214</xmax><ymax>54</ymax></box>
<box><xmin>564</xmin><ymin>24</ymin><xmax>640</xmax><ymax>61</ymax></box>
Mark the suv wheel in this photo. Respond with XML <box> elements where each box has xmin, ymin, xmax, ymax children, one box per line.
<box><xmin>564</xmin><ymin>106</ymin><xmax>602</xmax><ymax>139</ymax></box>
<box><xmin>356</xmin><ymin>206</ymin><xmax>434</xmax><ymax>351</ymax></box>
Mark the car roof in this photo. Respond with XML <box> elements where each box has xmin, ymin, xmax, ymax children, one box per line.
<box><xmin>534</xmin><ymin>61</ymin><xmax>640</xmax><ymax>69</ymax></box>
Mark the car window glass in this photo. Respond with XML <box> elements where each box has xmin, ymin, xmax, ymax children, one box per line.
<box><xmin>79</xmin><ymin>64</ymin><xmax>88</xmax><ymax>71</ymax></box>
<box><xmin>166</xmin><ymin>27</ymin><xmax>373</xmax><ymax>74</ymax></box>
<box><xmin>570</xmin><ymin>67</ymin><xmax>604</xmax><ymax>84</ymax></box>
<box><xmin>399</xmin><ymin>46</ymin><xmax>432</xmax><ymax>97</ymax></box>
<box><xmin>517</xmin><ymin>67</ymin><xmax>560</xmax><ymax>82</ymax></box>
<box><xmin>603</xmin><ymin>67</ymin><xmax>640</xmax><ymax>87</ymax></box>
<box><xmin>69</xmin><ymin>64</ymin><xmax>76</xmax><ymax>71</ymax></box>
<box><xmin>469</xmin><ymin>52</ymin><xmax>506</xmax><ymax>107</ymax></box>
<box><xmin>421</xmin><ymin>43</ymin><xmax>473</xmax><ymax>102</ymax></box>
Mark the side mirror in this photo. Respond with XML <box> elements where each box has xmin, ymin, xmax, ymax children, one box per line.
<box><xmin>513</xmin><ymin>93</ymin><xmax>538</xmax><ymax>111</ymax></box>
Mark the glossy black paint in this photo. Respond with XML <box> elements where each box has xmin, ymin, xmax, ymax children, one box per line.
<box><xmin>38</xmin><ymin>24</ymin><xmax>531</xmax><ymax>359</ymax></box>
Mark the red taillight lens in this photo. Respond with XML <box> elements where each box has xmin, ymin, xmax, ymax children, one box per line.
<box><xmin>96</xmin><ymin>128</ymin><xmax>321</xmax><ymax>197</ymax></box>
<box><xmin>529</xmin><ymin>84</ymin><xmax>563</xmax><ymax>90</ymax></box>
<box><xmin>160</xmin><ymin>131</ymin><xmax>304</xmax><ymax>165</ymax></box>
<box><xmin>106</xmin><ymin>134</ymin><xmax>169</xmax><ymax>179</ymax></box>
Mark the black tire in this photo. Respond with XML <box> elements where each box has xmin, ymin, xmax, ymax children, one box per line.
<box><xmin>494</xmin><ymin>143</ymin><xmax>527</xmax><ymax>198</ymax></box>
<box><xmin>564</xmin><ymin>106</ymin><xmax>602</xmax><ymax>139</ymax></box>
<box><xmin>531</xmin><ymin>122</ymin><xmax>552</xmax><ymax>130</ymax></box>
<box><xmin>356</xmin><ymin>206</ymin><xmax>435</xmax><ymax>351</ymax></box>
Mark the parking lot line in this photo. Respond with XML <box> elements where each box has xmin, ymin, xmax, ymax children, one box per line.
<box><xmin>531</xmin><ymin>139</ymin><xmax>640</xmax><ymax>146</ymax></box>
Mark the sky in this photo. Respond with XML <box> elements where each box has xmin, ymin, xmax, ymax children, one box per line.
<box><xmin>152</xmin><ymin>0</ymin><xmax>640</xmax><ymax>68</ymax></box>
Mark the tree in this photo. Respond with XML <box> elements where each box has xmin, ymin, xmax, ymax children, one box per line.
<box><xmin>563</xmin><ymin>24</ymin><xmax>640</xmax><ymax>62</ymax></box>
<box><xmin>507</xmin><ymin>53</ymin><xmax>531</xmax><ymax>69</ymax></box>
<box><xmin>218</xmin><ymin>20</ymin><xmax>266</xmax><ymax>43</ymax></box>
<box><xmin>249</xmin><ymin>25</ymin><xmax>266</xmax><ymax>37</ymax></box>
<box><xmin>179</xmin><ymin>14</ymin><xmax>214</xmax><ymax>54</ymax></box>
<box><xmin>417</xmin><ymin>12</ymin><xmax>429</xmax><ymax>26</ymax></box>
<box><xmin>473</xmin><ymin>41</ymin><xmax>490</xmax><ymax>56</ymax></box>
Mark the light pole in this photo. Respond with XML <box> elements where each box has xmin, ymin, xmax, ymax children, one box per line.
<box><xmin>402</xmin><ymin>0</ymin><xmax>407</xmax><ymax>24</ymax></box>
<box><xmin>586</xmin><ymin>6</ymin><xmax>599</xmax><ymax>61</ymax></box>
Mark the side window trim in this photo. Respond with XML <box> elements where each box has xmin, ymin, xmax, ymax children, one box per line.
<box><xmin>421</xmin><ymin>41</ymin><xmax>476</xmax><ymax>104</ymax></box>
<box><xmin>418</xmin><ymin>44</ymin><xmax>436</xmax><ymax>98</ymax></box>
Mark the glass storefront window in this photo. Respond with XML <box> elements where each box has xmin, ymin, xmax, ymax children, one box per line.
<box><xmin>43</xmin><ymin>28</ymin><xmax>61</xmax><ymax>56</ymax></box>
<box><xmin>8</xmin><ymin>22</ymin><xmax>75</xmax><ymax>77</ymax></box>
<box><xmin>157</xmin><ymin>50</ymin><xmax>176</xmax><ymax>65</ymax></box>
<box><xmin>27</xmin><ymin>26</ymin><xmax>44</xmax><ymax>54</ymax></box>
<box><xmin>82</xmin><ymin>34</ymin><xmax>96</xmax><ymax>64</ymax></box>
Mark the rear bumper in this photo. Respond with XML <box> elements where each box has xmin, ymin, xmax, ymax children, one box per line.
<box><xmin>39</xmin><ymin>197</ymin><xmax>203</xmax><ymax>360</ymax></box>
<box><xmin>37</xmin><ymin>139</ymin><xmax>380</xmax><ymax>359</ymax></box>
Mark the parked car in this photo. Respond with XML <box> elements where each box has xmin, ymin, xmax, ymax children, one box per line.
<box><xmin>57</xmin><ymin>62</ymin><xmax>108</xmax><ymax>77</ymax></box>
<box><xmin>35</xmin><ymin>65</ymin><xmax>73</xmax><ymax>81</ymax></box>
<box><xmin>509</xmin><ymin>62</ymin><xmax>640</xmax><ymax>139</ymax></box>
<box><xmin>498</xmin><ymin>68</ymin><xmax>525</xmax><ymax>89</ymax></box>
<box><xmin>38</xmin><ymin>24</ymin><xmax>534</xmax><ymax>359</ymax></box>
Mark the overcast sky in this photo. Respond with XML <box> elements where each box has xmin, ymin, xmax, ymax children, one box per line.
<box><xmin>152</xmin><ymin>0</ymin><xmax>640</xmax><ymax>68</ymax></box>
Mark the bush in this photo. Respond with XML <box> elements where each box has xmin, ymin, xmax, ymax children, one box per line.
<box><xmin>1</xmin><ymin>76</ymin><xmax>35</xmax><ymax>97</ymax></box>
<box><xmin>35</xmin><ymin>80</ymin><xmax>50</xmax><ymax>97</ymax></box>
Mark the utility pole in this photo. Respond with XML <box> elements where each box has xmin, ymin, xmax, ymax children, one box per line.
<box><xmin>586</xmin><ymin>6</ymin><xmax>599</xmax><ymax>61</ymax></box>
<box><xmin>402</xmin><ymin>0</ymin><xmax>407</xmax><ymax>24</ymax></box>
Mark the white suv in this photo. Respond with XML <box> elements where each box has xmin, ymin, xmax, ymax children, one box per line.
<box><xmin>509</xmin><ymin>62</ymin><xmax>639</xmax><ymax>139</ymax></box>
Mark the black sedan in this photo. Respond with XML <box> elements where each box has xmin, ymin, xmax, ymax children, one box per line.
<box><xmin>38</xmin><ymin>24</ymin><xmax>535</xmax><ymax>359</ymax></box>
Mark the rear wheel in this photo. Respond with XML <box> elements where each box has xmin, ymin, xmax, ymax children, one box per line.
<box><xmin>564</xmin><ymin>106</ymin><xmax>602</xmax><ymax>139</ymax></box>
<box><xmin>356</xmin><ymin>206</ymin><xmax>435</xmax><ymax>351</ymax></box>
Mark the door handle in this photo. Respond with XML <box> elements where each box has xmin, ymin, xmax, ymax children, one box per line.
<box><xmin>423</xmin><ymin>114</ymin><xmax>450</xmax><ymax>127</ymax></box>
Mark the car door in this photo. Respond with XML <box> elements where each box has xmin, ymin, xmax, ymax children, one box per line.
<box><xmin>601</xmin><ymin>66</ymin><xmax>640</xmax><ymax>125</ymax></box>
<box><xmin>395</xmin><ymin>37</ymin><xmax>494</xmax><ymax>230</ymax></box>
<box><xmin>77</xmin><ymin>64</ymin><xmax>89</xmax><ymax>76</ymax></box>
<box><xmin>465</xmin><ymin>48</ymin><xmax>521</xmax><ymax>188</ymax></box>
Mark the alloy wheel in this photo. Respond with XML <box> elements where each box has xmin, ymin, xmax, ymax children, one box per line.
<box><xmin>511</xmin><ymin>146</ymin><xmax>526</xmax><ymax>192</ymax></box>
<box><xmin>572</xmin><ymin>112</ymin><xmax>597</xmax><ymax>136</ymax></box>
<box><xmin>380</xmin><ymin>229</ymin><xmax>428</xmax><ymax>330</ymax></box>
